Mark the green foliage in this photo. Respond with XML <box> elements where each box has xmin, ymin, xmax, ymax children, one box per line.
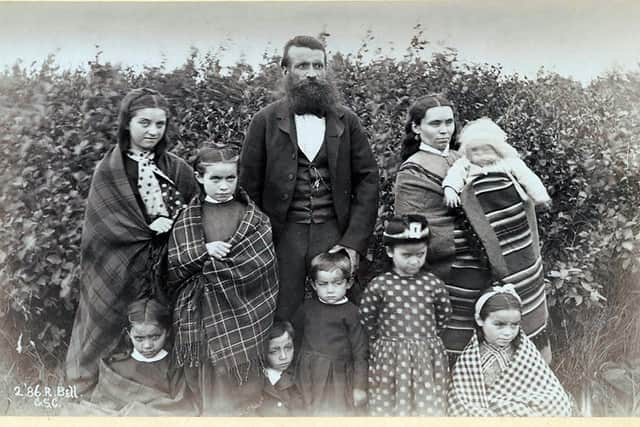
<box><xmin>0</xmin><ymin>35</ymin><xmax>638</xmax><ymax>414</ymax></box>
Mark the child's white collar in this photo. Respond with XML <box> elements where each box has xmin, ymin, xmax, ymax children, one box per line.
<box><xmin>318</xmin><ymin>296</ymin><xmax>348</xmax><ymax>305</ymax></box>
<box><xmin>205</xmin><ymin>195</ymin><xmax>234</xmax><ymax>204</ymax></box>
<box><xmin>264</xmin><ymin>367</ymin><xmax>283</xmax><ymax>385</ymax></box>
<box><xmin>131</xmin><ymin>348</ymin><xmax>168</xmax><ymax>363</ymax></box>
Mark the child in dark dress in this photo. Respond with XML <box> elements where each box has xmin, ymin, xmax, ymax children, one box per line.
<box><xmin>292</xmin><ymin>251</ymin><xmax>368</xmax><ymax>415</ymax></box>
<box><xmin>167</xmin><ymin>142</ymin><xmax>279</xmax><ymax>415</ymax></box>
<box><xmin>256</xmin><ymin>321</ymin><xmax>303</xmax><ymax>416</ymax></box>
<box><xmin>68</xmin><ymin>298</ymin><xmax>196</xmax><ymax>415</ymax></box>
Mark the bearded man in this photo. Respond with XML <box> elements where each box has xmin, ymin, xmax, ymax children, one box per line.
<box><xmin>240</xmin><ymin>35</ymin><xmax>379</xmax><ymax>321</ymax></box>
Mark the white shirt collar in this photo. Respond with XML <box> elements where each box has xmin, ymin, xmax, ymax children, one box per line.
<box><xmin>318</xmin><ymin>296</ymin><xmax>349</xmax><ymax>305</ymax></box>
<box><xmin>419</xmin><ymin>142</ymin><xmax>450</xmax><ymax>157</ymax></box>
<box><xmin>131</xmin><ymin>348</ymin><xmax>168</xmax><ymax>363</ymax></box>
<box><xmin>264</xmin><ymin>367</ymin><xmax>283</xmax><ymax>385</ymax></box>
<box><xmin>205</xmin><ymin>195</ymin><xmax>234</xmax><ymax>204</ymax></box>
<box><xmin>294</xmin><ymin>114</ymin><xmax>326</xmax><ymax>161</ymax></box>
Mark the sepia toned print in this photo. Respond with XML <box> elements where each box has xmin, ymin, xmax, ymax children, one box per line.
<box><xmin>0</xmin><ymin>1</ymin><xmax>638</xmax><ymax>419</ymax></box>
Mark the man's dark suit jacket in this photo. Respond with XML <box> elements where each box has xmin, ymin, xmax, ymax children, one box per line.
<box><xmin>240</xmin><ymin>99</ymin><xmax>379</xmax><ymax>255</ymax></box>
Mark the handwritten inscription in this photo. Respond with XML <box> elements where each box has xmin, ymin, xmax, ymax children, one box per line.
<box><xmin>13</xmin><ymin>384</ymin><xmax>78</xmax><ymax>409</ymax></box>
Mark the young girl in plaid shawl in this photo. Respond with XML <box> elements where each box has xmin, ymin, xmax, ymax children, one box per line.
<box><xmin>65</xmin><ymin>88</ymin><xmax>198</xmax><ymax>396</ymax></box>
<box><xmin>359</xmin><ymin>215</ymin><xmax>452</xmax><ymax>416</ymax></box>
<box><xmin>448</xmin><ymin>284</ymin><xmax>574</xmax><ymax>416</ymax></box>
<box><xmin>167</xmin><ymin>143</ymin><xmax>279</xmax><ymax>415</ymax></box>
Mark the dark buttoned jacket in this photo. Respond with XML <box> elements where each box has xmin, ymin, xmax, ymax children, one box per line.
<box><xmin>240</xmin><ymin>99</ymin><xmax>379</xmax><ymax>255</ymax></box>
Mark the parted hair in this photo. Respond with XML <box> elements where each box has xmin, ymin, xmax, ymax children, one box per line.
<box><xmin>402</xmin><ymin>93</ymin><xmax>459</xmax><ymax>161</ymax></box>
<box><xmin>309</xmin><ymin>251</ymin><xmax>351</xmax><ymax>281</ymax></box>
<box><xmin>192</xmin><ymin>141</ymin><xmax>241</xmax><ymax>175</ymax></box>
<box><xmin>126</xmin><ymin>297</ymin><xmax>172</xmax><ymax>330</ymax></box>
<box><xmin>118</xmin><ymin>88</ymin><xmax>170</xmax><ymax>154</ymax></box>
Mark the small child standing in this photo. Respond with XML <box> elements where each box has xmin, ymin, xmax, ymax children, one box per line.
<box><xmin>167</xmin><ymin>142</ymin><xmax>279</xmax><ymax>415</ymax></box>
<box><xmin>442</xmin><ymin>117</ymin><xmax>551</xmax><ymax>210</ymax></box>
<box><xmin>256</xmin><ymin>321</ymin><xmax>303</xmax><ymax>416</ymax></box>
<box><xmin>292</xmin><ymin>251</ymin><xmax>368</xmax><ymax>415</ymax></box>
<box><xmin>448</xmin><ymin>284</ymin><xmax>573</xmax><ymax>416</ymax></box>
<box><xmin>70</xmin><ymin>298</ymin><xmax>196</xmax><ymax>415</ymax></box>
<box><xmin>359</xmin><ymin>215</ymin><xmax>452</xmax><ymax>416</ymax></box>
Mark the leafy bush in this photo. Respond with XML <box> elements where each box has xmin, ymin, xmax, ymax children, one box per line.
<box><xmin>0</xmin><ymin>34</ymin><xmax>638</xmax><ymax>413</ymax></box>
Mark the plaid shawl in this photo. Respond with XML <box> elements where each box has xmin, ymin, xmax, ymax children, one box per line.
<box><xmin>448</xmin><ymin>332</ymin><xmax>573</xmax><ymax>416</ymax></box>
<box><xmin>168</xmin><ymin>189</ymin><xmax>278</xmax><ymax>381</ymax></box>
<box><xmin>65</xmin><ymin>145</ymin><xmax>197</xmax><ymax>396</ymax></box>
<box><xmin>460</xmin><ymin>172</ymin><xmax>548</xmax><ymax>338</ymax></box>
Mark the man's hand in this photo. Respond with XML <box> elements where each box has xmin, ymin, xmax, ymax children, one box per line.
<box><xmin>329</xmin><ymin>244</ymin><xmax>359</xmax><ymax>276</ymax></box>
<box><xmin>206</xmin><ymin>241</ymin><xmax>232</xmax><ymax>260</ymax></box>
<box><xmin>149</xmin><ymin>217</ymin><xmax>174</xmax><ymax>234</ymax></box>
<box><xmin>443</xmin><ymin>187</ymin><xmax>461</xmax><ymax>208</ymax></box>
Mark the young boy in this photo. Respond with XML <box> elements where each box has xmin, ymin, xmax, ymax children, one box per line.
<box><xmin>292</xmin><ymin>251</ymin><xmax>368</xmax><ymax>415</ymax></box>
<box><xmin>256</xmin><ymin>321</ymin><xmax>303</xmax><ymax>416</ymax></box>
<box><xmin>167</xmin><ymin>142</ymin><xmax>279</xmax><ymax>415</ymax></box>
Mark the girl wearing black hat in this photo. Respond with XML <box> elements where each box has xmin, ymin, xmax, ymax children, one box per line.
<box><xmin>359</xmin><ymin>215</ymin><xmax>452</xmax><ymax>416</ymax></box>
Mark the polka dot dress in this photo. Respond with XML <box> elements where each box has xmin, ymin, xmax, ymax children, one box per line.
<box><xmin>127</xmin><ymin>150</ymin><xmax>184</xmax><ymax>219</ymax></box>
<box><xmin>359</xmin><ymin>271</ymin><xmax>453</xmax><ymax>416</ymax></box>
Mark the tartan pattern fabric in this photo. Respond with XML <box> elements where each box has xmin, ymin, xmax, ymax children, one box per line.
<box><xmin>64</xmin><ymin>145</ymin><xmax>196</xmax><ymax>395</ymax></box>
<box><xmin>448</xmin><ymin>333</ymin><xmax>573</xmax><ymax>416</ymax></box>
<box><xmin>461</xmin><ymin>172</ymin><xmax>548</xmax><ymax>338</ymax></box>
<box><xmin>168</xmin><ymin>189</ymin><xmax>279</xmax><ymax>379</ymax></box>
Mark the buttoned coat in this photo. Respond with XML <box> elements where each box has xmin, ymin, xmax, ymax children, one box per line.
<box><xmin>240</xmin><ymin>99</ymin><xmax>379</xmax><ymax>255</ymax></box>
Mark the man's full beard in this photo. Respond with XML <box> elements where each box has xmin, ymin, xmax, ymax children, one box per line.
<box><xmin>284</xmin><ymin>73</ymin><xmax>338</xmax><ymax>117</ymax></box>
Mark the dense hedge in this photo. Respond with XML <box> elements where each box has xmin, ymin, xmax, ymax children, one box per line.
<box><xmin>0</xmin><ymin>40</ymin><xmax>638</xmax><ymax>410</ymax></box>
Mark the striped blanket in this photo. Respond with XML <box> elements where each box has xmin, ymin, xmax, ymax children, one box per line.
<box><xmin>65</xmin><ymin>145</ymin><xmax>197</xmax><ymax>396</ymax></box>
<box><xmin>448</xmin><ymin>333</ymin><xmax>573</xmax><ymax>416</ymax></box>
<box><xmin>167</xmin><ymin>189</ymin><xmax>279</xmax><ymax>381</ymax></box>
<box><xmin>460</xmin><ymin>172</ymin><xmax>548</xmax><ymax>339</ymax></box>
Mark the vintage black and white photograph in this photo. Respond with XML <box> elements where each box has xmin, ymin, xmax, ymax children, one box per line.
<box><xmin>0</xmin><ymin>0</ymin><xmax>639</xmax><ymax>418</ymax></box>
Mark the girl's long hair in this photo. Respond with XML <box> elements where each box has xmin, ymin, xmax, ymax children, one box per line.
<box><xmin>117</xmin><ymin>88</ymin><xmax>170</xmax><ymax>155</ymax></box>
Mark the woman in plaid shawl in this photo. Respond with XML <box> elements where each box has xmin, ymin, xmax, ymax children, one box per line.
<box><xmin>448</xmin><ymin>285</ymin><xmax>573</xmax><ymax>416</ymax></box>
<box><xmin>167</xmin><ymin>143</ymin><xmax>279</xmax><ymax>415</ymax></box>
<box><xmin>65</xmin><ymin>88</ymin><xmax>198</xmax><ymax>396</ymax></box>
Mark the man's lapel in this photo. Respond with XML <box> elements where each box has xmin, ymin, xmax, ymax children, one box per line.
<box><xmin>325</xmin><ymin>108</ymin><xmax>345</xmax><ymax>182</ymax></box>
<box><xmin>276</xmin><ymin>101</ymin><xmax>298</xmax><ymax>151</ymax></box>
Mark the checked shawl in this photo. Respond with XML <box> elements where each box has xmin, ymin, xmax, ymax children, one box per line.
<box><xmin>168</xmin><ymin>189</ymin><xmax>278</xmax><ymax>380</ymax></box>
<box><xmin>65</xmin><ymin>145</ymin><xmax>196</xmax><ymax>396</ymax></box>
<box><xmin>448</xmin><ymin>333</ymin><xmax>573</xmax><ymax>416</ymax></box>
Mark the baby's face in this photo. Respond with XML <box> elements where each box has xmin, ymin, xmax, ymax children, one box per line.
<box><xmin>266</xmin><ymin>332</ymin><xmax>294</xmax><ymax>372</ymax></box>
<box><xmin>468</xmin><ymin>144</ymin><xmax>499</xmax><ymax>167</ymax></box>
